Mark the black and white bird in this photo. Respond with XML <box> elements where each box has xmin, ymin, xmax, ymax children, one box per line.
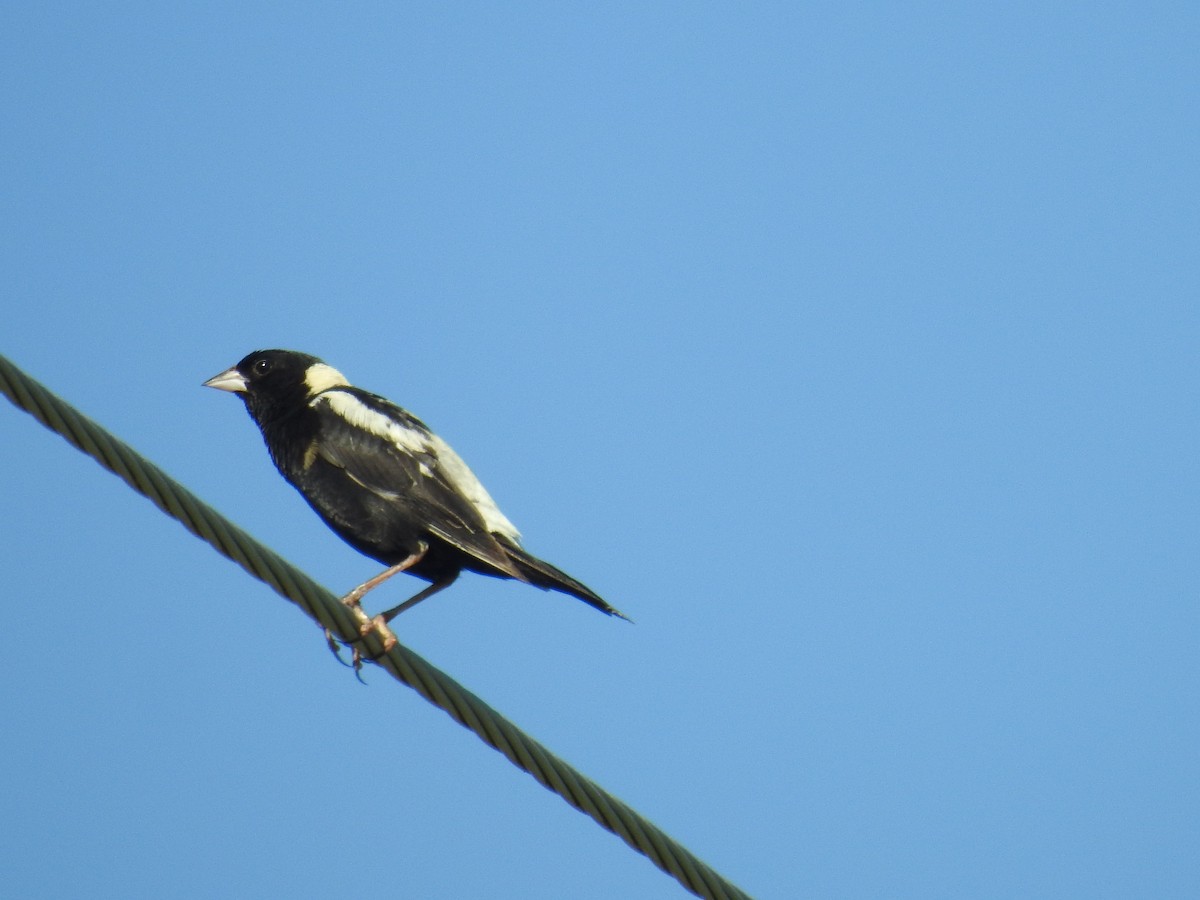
<box><xmin>204</xmin><ymin>349</ymin><xmax>628</xmax><ymax>646</ymax></box>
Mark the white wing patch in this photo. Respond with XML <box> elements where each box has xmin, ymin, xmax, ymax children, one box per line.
<box><xmin>430</xmin><ymin>434</ymin><xmax>522</xmax><ymax>543</ymax></box>
<box><xmin>316</xmin><ymin>389</ymin><xmax>522</xmax><ymax>543</ymax></box>
<box><xmin>318</xmin><ymin>390</ymin><xmax>429</xmax><ymax>454</ymax></box>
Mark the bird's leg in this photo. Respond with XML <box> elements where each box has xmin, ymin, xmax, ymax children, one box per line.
<box><xmin>354</xmin><ymin>575</ymin><xmax>451</xmax><ymax>651</ymax></box>
<box><xmin>336</xmin><ymin>573</ymin><xmax>462</xmax><ymax>675</ymax></box>
<box><xmin>324</xmin><ymin>542</ymin><xmax>429</xmax><ymax>672</ymax></box>
<box><xmin>339</xmin><ymin>541</ymin><xmax>429</xmax><ymax>610</ymax></box>
<box><xmin>378</xmin><ymin>571</ymin><xmax>459</xmax><ymax>624</ymax></box>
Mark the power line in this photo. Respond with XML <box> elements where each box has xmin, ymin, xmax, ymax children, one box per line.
<box><xmin>0</xmin><ymin>353</ymin><xmax>754</xmax><ymax>900</ymax></box>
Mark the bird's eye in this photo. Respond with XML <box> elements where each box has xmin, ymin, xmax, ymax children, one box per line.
<box><xmin>253</xmin><ymin>358</ymin><xmax>273</xmax><ymax>376</ymax></box>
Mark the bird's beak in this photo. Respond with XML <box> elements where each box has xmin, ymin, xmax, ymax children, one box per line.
<box><xmin>203</xmin><ymin>367</ymin><xmax>248</xmax><ymax>393</ymax></box>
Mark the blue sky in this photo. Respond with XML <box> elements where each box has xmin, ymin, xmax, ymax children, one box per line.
<box><xmin>2</xmin><ymin>4</ymin><xmax>1196</xmax><ymax>898</ymax></box>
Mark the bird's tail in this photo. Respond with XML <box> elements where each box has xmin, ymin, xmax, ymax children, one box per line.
<box><xmin>502</xmin><ymin>540</ymin><xmax>632</xmax><ymax>622</ymax></box>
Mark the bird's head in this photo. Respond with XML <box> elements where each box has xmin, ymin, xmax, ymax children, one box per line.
<box><xmin>204</xmin><ymin>349</ymin><xmax>349</xmax><ymax>426</ymax></box>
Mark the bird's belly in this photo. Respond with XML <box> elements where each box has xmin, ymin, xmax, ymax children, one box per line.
<box><xmin>285</xmin><ymin>455</ymin><xmax>494</xmax><ymax>585</ymax></box>
<box><xmin>291</xmin><ymin>467</ymin><xmax>427</xmax><ymax>567</ymax></box>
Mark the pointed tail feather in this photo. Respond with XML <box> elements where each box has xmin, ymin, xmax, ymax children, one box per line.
<box><xmin>504</xmin><ymin>543</ymin><xmax>631</xmax><ymax>621</ymax></box>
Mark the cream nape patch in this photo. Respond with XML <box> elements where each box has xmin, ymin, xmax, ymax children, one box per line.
<box><xmin>303</xmin><ymin>362</ymin><xmax>350</xmax><ymax>396</ymax></box>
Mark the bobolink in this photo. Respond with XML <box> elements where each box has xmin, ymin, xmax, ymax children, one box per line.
<box><xmin>204</xmin><ymin>350</ymin><xmax>628</xmax><ymax>648</ymax></box>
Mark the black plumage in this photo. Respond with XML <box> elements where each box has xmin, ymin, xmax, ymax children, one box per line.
<box><xmin>204</xmin><ymin>349</ymin><xmax>628</xmax><ymax>632</ymax></box>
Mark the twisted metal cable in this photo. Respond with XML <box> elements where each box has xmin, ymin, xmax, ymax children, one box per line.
<box><xmin>0</xmin><ymin>353</ymin><xmax>753</xmax><ymax>900</ymax></box>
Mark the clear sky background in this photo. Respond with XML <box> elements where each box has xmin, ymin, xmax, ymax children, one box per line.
<box><xmin>2</xmin><ymin>5</ymin><xmax>1196</xmax><ymax>898</ymax></box>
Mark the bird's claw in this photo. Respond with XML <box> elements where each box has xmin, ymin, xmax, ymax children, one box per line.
<box><xmin>324</xmin><ymin>628</ymin><xmax>353</xmax><ymax>665</ymax></box>
<box><xmin>322</xmin><ymin>627</ymin><xmax>369</xmax><ymax>683</ymax></box>
<box><xmin>321</xmin><ymin>609</ymin><xmax>396</xmax><ymax>682</ymax></box>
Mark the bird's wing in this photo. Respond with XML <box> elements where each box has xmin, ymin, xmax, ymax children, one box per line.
<box><xmin>310</xmin><ymin>388</ymin><xmax>524</xmax><ymax>579</ymax></box>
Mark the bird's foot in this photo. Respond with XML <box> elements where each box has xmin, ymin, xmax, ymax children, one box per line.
<box><xmin>333</xmin><ymin>618</ymin><xmax>397</xmax><ymax>678</ymax></box>
<box><xmin>340</xmin><ymin>598</ymin><xmax>398</xmax><ymax>652</ymax></box>
<box><xmin>361</xmin><ymin>614</ymin><xmax>399</xmax><ymax>652</ymax></box>
<box><xmin>320</xmin><ymin>604</ymin><xmax>398</xmax><ymax>674</ymax></box>
<box><xmin>325</xmin><ymin>591</ymin><xmax>384</xmax><ymax>683</ymax></box>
